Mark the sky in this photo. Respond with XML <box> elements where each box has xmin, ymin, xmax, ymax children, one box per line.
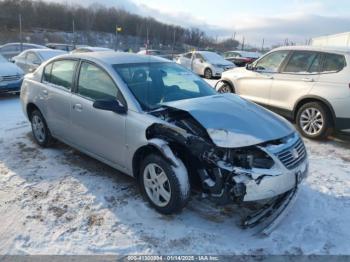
<box><xmin>46</xmin><ymin>0</ymin><xmax>350</xmax><ymax>47</ymax></box>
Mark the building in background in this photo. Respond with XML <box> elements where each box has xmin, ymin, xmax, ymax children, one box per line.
<box><xmin>311</xmin><ymin>32</ymin><xmax>350</xmax><ymax>48</ymax></box>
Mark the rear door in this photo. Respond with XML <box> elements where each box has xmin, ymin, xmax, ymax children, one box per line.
<box><xmin>269</xmin><ymin>51</ymin><xmax>321</xmax><ymax>113</ymax></box>
<box><xmin>70</xmin><ymin>61</ymin><xmax>127</xmax><ymax>168</ymax></box>
<box><xmin>42</xmin><ymin>59</ymin><xmax>78</xmax><ymax>140</ymax></box>
<box><xmin>13</xmin><ymin>51</ymin><xmax>28</xmax><ymax>72</ymax></box>
<box><xmin>237</xmin><ymin>50</ymin><xmax>289</xmax><ymax>105</ymax></box>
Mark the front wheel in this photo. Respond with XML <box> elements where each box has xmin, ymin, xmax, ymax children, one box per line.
<box><xmin>296</xmin><ymin>102</ymin><xmax>332</xmax><ymax>139</ymax></box>
<box><xmin>217</xmin><ymin>81</ymin><xmax>234</xmax><ymax>93</ymax></box>
<box><xmin>139</xmin><ymin>154</ymin><xmax>190</xmax><ymax>214</ymax></box>
<box><xmin>204</xmin><ymin>68</ymin><xmax>213</xmax><ymax>79</ymax></box>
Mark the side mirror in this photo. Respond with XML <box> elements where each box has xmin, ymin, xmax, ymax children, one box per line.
<box><xmin>93</xmin><ymin>99</ymin><xmax>127</xmax><ymax>114</ymax></box>
<box><xmin>33</xmin><ymin>60</ymin><xmax>41</xmax><ymax>65</ymax></box>
<box><xmin>245</xmin><ymin>63</ymin><xmax>255</xmax><ymax>71</ymax></box>
<box><xmin>200</xmin><ymin>59</ymin><xmax>204</xmax><ymax>63</ymax></box>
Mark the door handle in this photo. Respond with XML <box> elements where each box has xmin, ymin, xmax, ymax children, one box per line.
<box><xmin>265</xmin><ymin>75</ymin><xmax>274</xmax><ymax>79</ymax></box>
<box><xmin>42</xmin><ymin>90</ymin><xmax>48</xmax><ymax>96</ymax></box>
<box><xmin>302</xmin><ymin>77</ymin><xmax>314</xmax><ymax>82</ymax></box>
<box><xmin>73</xmin><ymin>103</ymin><xmax>83</xmax><ymax>111</ymax></box>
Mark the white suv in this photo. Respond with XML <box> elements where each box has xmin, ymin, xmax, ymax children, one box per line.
<box><xmin>216</xmin><ymin>46</ymin><xmax>350</xmax><ymax>139</ymax></box>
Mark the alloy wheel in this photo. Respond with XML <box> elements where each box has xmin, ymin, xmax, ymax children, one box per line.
<box><xmin>299</xmin><ymin>107</ymin><xmax>324</xmax><ymax>136</ymax></box>
<box><xmin>218</xmin><ymin>83</ymin><xmax>232</xmax><ymax>93</ymax></box>
<box><xmin>31</xmin><ymin>115</ymin><xmax>46</xmax><ymax>143</ymax></box>
<box><xmin>143</xmin><ymin>163</ymin><xmax>171</xmax><ymax>207</ymax></box>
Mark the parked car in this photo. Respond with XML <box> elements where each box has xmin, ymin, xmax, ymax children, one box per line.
<box><xmin>12</xmin><ymin>49</ymin><xmax>66</xmax><ymax>74</ymax></box>
<box><xmin>176</xmin><ymin>51</ymin><xmax>235</xmax><ymax>79</ymax></box>
<box><xmin>0</xmin><ymin>43</ymin><xmax>47</xmax><ymax>60</ymax></box>
<box><xmin>46</xmin><ymin>43</ymin><xmax>75</xmax><ymax>52</ymax></box>
<box><xmin>216</xmin><ymin>46</ymin><xmax>350</xmax><ymax>139</ymax></box>
<box><xmin>20</xmin><ymin>52</ymin><xmax>308</xmax><ymax>233</ymax></box>
<box><xmin>0</xmin><ymin>54</ymin><xmax>24</xmax><ymax>94</ymax></box>
<box><xmin>223</xmin><ymin>50</ymin><xmax>261</xmax><ymax>66</ymax></box>
<box><xmin>137</xmin><ymin>49</ymin><xmax>173</xmax><ymax>60</ymax></box>
<box><xmin>71</xmin><ymin>47</ymin><xmax>113</xmax><ymax>53</ymax></box>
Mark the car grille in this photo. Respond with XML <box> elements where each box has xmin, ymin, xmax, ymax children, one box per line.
<box><xmin>1</xmin><ymin>75</ymin><xmax>21</xmax><ymax>82</ymax></box>
<box><xmin>276</xmin><ymin>137</ymin><xmax>307</xmax><ymax>170</ymax></box>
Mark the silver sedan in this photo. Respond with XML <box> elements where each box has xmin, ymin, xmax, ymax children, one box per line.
<box><xmin>20</xmin><ymin>52</ymin><xmax>308</xmax><ymax>232</ymax></box>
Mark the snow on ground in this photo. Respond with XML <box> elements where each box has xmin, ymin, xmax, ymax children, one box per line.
<box><xmin>0</xmin><ymin>92</ymin><xmax>350</xmax><ymax>255</ymax></box>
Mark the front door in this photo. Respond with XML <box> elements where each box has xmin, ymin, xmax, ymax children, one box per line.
<box><xmin>192</xmin><ymin>53</ymin><xmax>205</xmax><ymax>75</ymax></box>
<box><xmin>237</xmin><ymin>50</ymin><xmax>290</xmax><ymax>105</ymax></box>
<box><xmin>70</xmin><ymin>61</ymin><xmax>126</xmax><ymax>168</ymax></box>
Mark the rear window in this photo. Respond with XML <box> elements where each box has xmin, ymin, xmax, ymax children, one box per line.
<box><xmin>43</xmin><ymin>60</ymin><xmax>77</xmax><ymax>90</ymax></box>
<box><xmin>283</xmin><ymin>51</ymin><xmax>321</xmax><ymax>73</ymax></box>
<box><xmin>322</xmin><ymin>53</ymin><xmax>346</xmax><ymax>72</ymax></box>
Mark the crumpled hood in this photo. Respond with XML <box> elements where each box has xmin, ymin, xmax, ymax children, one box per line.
<box><xmin>164</xmin><ymin>94</ymin><xmax>295</xmax><ymax>148</ymax></box>
<box><xmin>0</xmin><ymin>62</ymin><xmax>24</xmax><ymax>76</ymax></box>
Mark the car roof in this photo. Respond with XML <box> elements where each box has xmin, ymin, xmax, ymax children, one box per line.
<box><xmin>47</xmin><ymin>43</ymin><xmax>73</xmax><ymax>46</ymax></box>
<box><xmin>273</xmin><ymin>45</ymin><xmax>350</xmax><ymax>55</ymax></box>
<box><xmin>58</xmin><ymin>51</ymin><xmax>170</xmax><ymax>64</ymax></box>
<box><xmin>0</xmin><ymin>42</ymin><xmax>46</xmax><ymax>48</ymax></box>
<box><xmin>81</xmin><ymin>47</ymin><xmax>113</xmax><ymax>51</ymax></box>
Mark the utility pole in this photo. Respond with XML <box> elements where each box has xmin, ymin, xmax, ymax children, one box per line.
<box><xmin>115</xmin><ymin>25</ymin><xmax>122</xmax><ymax>51</ymax></box>
<box><xmin>19</xmin><ymin>14</ymin><xmax>23</xmax><ymax>52</ymax></box>
<box><xmin>241</xmin><ymin>36</ymin><xmax>245</xmax><ymax>51</ymax></box>
<box><xmin>261</xmin><ymin>38</ymin><xmax>264</xmax><ymax>52</ymax></box>
<box><xmin>146</xmin><ymin>26</ymin><xmax>149</xmax><ymax>52</ymax></box>
<box><xmin>171</xmin><ymin>28</ymin><xmax>176</xmax><ymax>60</ymax></box>
<box><xmin>72</xmin><ymin>19</ymin><xmax>75</xmax><ymax>48</ymax></box>
<box><xmin>233</xmin><ymin>32</ymin><xmax>236</xmax><ymax>40</ymax></box>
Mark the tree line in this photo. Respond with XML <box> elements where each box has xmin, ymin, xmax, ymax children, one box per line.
<box><xmin>0</xmin><ymin>0</ymin><xmax>240</xmax><ymax>50</ymax></box>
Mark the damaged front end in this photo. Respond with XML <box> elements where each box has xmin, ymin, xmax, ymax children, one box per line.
<box><xmin>147</xmin><ymin>106</ymin><xmax>308</xmax><ymax>234</ymax></box>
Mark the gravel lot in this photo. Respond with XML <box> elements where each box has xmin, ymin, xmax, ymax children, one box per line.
<box><xmin>0</xmin><ymin>89</ymin><xmax>349</xmax><ymax>255</ymax></box>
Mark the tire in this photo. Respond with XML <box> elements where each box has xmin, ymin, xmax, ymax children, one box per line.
<box><xmin>30</xmin><ymin>110</ymin><xmax>54</xmax><ymax>147</ymax></box>
<box><xmin>217</xmin><ymin>81</ymin><xmax>234</xmax><ymax>93</ymax></box>
<box><xmin>296</xmin><ymin>102</ymin><xmax>332</xmax><ymax>139</ymax></box>
<box><xmin>139</xmin><ymin>153</ymin><xmax>190</xmax><ymax>215</ymax></box>
<box><xmin>204</xmin><ymin>68</ymin><xmax>213</xmax><ymax>79</ymax></box>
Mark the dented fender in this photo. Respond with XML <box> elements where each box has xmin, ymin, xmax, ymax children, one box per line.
<box><xmin>148</xmin><ymin>138</ymin><xmax>180</xmax><ymax>167</ymax></box>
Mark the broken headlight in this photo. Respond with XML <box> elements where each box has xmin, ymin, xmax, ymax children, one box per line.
<box><xmin>230</xmin><ymin>147</ymin><xmax>274</xmax><ymax>169</ymax></box>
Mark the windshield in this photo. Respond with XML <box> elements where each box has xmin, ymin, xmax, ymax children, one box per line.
<box><xmin>113</xmin><ymin>62</ymin><xmax>216</xmax><ymax>111</ymax></box>
<box><xmin>0</xmin><ymin>54</ymin><xmax>7</xmax><ymax>63</ymax></box>
<box><xmin>201</xmin><ymin>52</ymin><xmax>227</xmax><ymax>64</ymax></box>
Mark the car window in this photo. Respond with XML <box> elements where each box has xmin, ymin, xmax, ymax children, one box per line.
<box><xmin>49</xmin><ymin>60</ymin><xmax>77</xmax><ymax>90</ymax></box>
<box><xmin>26</xmin><ymin>52</ymin><xmax>40</xmax><ymax>64</ymax></box>
<box><xmin>184</xmin><ymin>53</ymin><xmax>192</xmax><ymax>59</ymax></box>
<box><xmin>195</xmin><ymin>53</ymin><xmax>204</xmax><ymax>60</ymax></box>
<box><xmin>1</xmin><ymin>44</ymin><xmax>19</xmax><ymax>52</ymax></box>
<box><xmin>77</xmin><ymin>62</ymin><xmax>118</xmax><ymax>101</ymax></box>
<box><xmin>322</xmin><ymin>53</ymin><xmax>346</xmax><ymax>72</ymax></box>
<box><xmin>227</xmin><ymin>52</ymin><xmax>239</xmax><ymax>58</ymax></box>
<box><xmin>113</xmin><ymin>62</ymin><xmax>216</xmax><ymax>111</ymax></box>
<box><xmin>43</xmin><ymin>63</ymin><xmax>53</xmax><ymax>82</ymax></box>
<box><xmin>255</xmin><ymin>51</ymin><xmax>289</xmax><ymax>73</ymax></box>
<box><xmin>283</xmin><ymin>51</ymin><xmax>320</xmax><ymax>73</ymax></box>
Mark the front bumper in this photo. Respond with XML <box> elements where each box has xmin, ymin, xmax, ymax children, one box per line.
<box><xmin>0</xmin><ymin>79</ymin><xmax>23</xmax><ymax>93</ymax></box>
<box><xmin>213</xmin><ymin>66</ymin><xmax>234</xmax><ymax>77</ymax></box>
<box><xmin>243</xmin><ymin>158</ymin><xmax>308</xmax><ymax>202</ymax></box>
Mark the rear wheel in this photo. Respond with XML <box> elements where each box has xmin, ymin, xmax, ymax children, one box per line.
<box><xmin>296</xmin><ymin>102</ymin><xmax>332</xmax><ymax>139</ymax></box>
<box><xmin>139</xmin><ymin>154</ymin><xmax>190</xmax><ymax>214</ymax></box>
<box><xmin>204</xmin><ymin>68</ymin><xmax>213</xmax><ymax>79</ymax></box>
<box><xmin>30</xmin><ymin>110</ymin><xmax>53</xmax><ymax>147</ymax></box>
